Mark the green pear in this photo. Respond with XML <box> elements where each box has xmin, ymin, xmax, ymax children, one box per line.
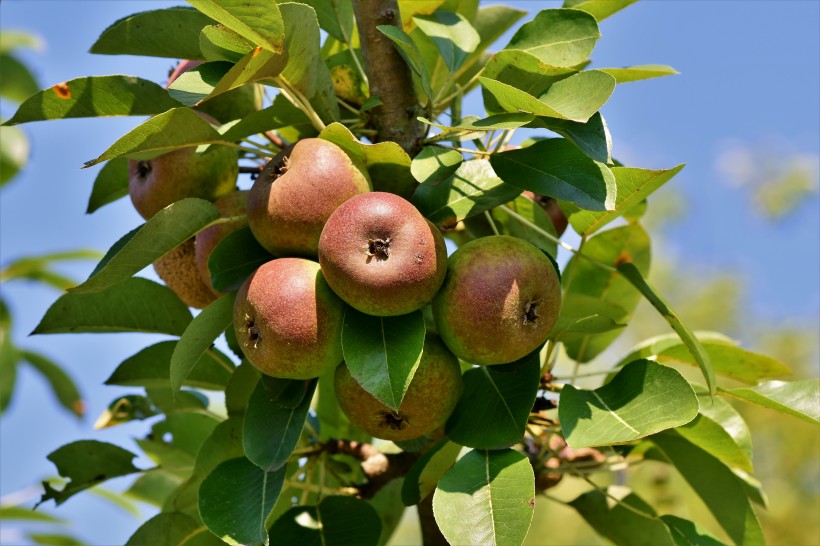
<box><xmin>433</xmin><ymin>235</ymin><xmax>561</xmax><ymax>365</ymax></box>
<box><xmin>334</xmin><ymin>335</ymin><xmax>463</xmax><ymax>441</ymax></box>
<box><xmin>247</xmin><ymin>138</ymin><xmax>371</xmax><ymax>257</ymax></box>
<box><xmin>194</xmin><ymin>190</ymin><xmax>249</xmax><ymax>295</ymax></box>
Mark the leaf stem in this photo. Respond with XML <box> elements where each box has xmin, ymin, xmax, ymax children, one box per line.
<box><xmin>483</xmin><ymin>211</ymin><xmax>501</xmax><ymax>235</ymax></box>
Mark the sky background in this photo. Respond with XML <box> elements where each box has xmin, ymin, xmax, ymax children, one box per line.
<box><xmin>1</xmin><ymin>1</ymin><xmax>818</xmax><ymax>545</ymax></box>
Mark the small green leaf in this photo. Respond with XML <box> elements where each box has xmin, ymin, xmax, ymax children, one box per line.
<box><xmin>401</xmin><ymin>439</ymin><xmax>462</xmax><ymax>506</ymax></box>
<box><xmin>200</xmin><ymin>24</ymin><xmax>253</xmax><ymax>62</ymax></box>
<box><xmin>652</xmin><ymin>430</ymin><xmax>765</xmax><ymax>546</ymax></box>
<box><xmin>268</xmin><ymin>496</ymin><xmax>382</xmax><ymax>546</ymax></box>
<box><xmin>5</xmin><ymin>76</ymin><xmax>182</xmax><ymax>126</ymax></box>
<box><xmin>420</xmin><ymin>112</ymin><xmax>536</xmax><ymax>134</ymax></box>
<box><xmin>569</xmin><ymin>486</ymin><xmax>675</xmax><ymax>546</ymax></box>
<box><xmin>446</xmin><ymin>348</ymin><xmax>540</xmax><ymax>449</ymax></box>
<box><xmin>563</xmin><ymin>165</ymin><xmax>685</xmax><ymax>236</ymax></box>
<box><xmin>0</xmin><ymin>125</ymin><xmax>30</xmax><ymax>186</ymax></box>
<box><xmin>720</xmin><ymin>380</ymin><xmax>820</xmax><ymax>425</ymax></box>
<box><xmin>600</xmin><ymin>64</ymin><xmax>679</xmax><ymax>83</ymax></box>
<box><xmin>75</xmin><ymin>199</ymin><xmax>220</xmax><ymax>293</ymax></box>
<box><xmin>0</xmin><ymin>31</ymin><xmax>43</xmax><ymax>54</ymax></box>
<box><xmin>485</xmin><ymin>195</ymin><xmax>559</xmax><ymax>258</ymax></box>
<box><xmin>661</xmin><ymin>515</ymin><xmax>726</xmax><ymax>546</ymax></box>
<box><xmin>208</xmin><ymin>226</ymin><xmax>273</xmax><ymax>293</ymax></box>
<box><xmin>341</xmin><ymin>308</ymin><xmax>425</xmax><ymax>412</ymax></box>
<box><xmin>125</xmin><ymin>512</ymin><xmax>220</xmax><ymax>546</ymax></box>
<box><xmin>490</xmin><ymin>138</ymin><xmax>616</xmax><ymax>211</ymax></box>
<box><xmin>221</xmin><ymin>99</ymin><xmax>315</xmax><ymax>142</ymax></box>
<box><xmin>167</xmin><ymin>61</ymin><xmax>233</xmax><ymax>106</ymax></box>
<box><xmin>0</xmin><ymin>54</ymin><xmax>40</xmax><ymax>103</ymax></box>
<box><xmin>411</xmin><ymin>146</ymin><xmax>463</xmax><ymax>185</ymax></box>
<box><xmin>563</xmin><ymin>0</ymin><xmax>638</xmax><ymax>22</ymax></box>
<box><xmin>377</xmin><ymin>25</ymin><xmax>433</xmax><ymax>101</ymax></box>
<box><xmin>617</xmin><ymin>262</ymin><xmax>716</xmax><ymax>394</ymax></box>
<box><xmin>38</xmin><ymin>440</ymin><xmax>141</xmax><ymax>506</ymax></box>
<box><xmin>505</xmin><ymin>8</ymin><xmax>600</xmax><ymax>66</ymax></box>
<box><xmin>106</xmin><ymin>341</ymin><xmax>233</xmax><ymax>391</ymax></box>
<box><xmin>21</xmin><ymin>350</ymin><xmax>83</xmax><ymax>417</ymax></box>
<box><xmin>225</xmin><ymin>362</ymin><xmax>260</xmax><ymax>418</ymax></box>
<box><xmin>90</xmin><ymin>7</ymin><xmax>215</xmax><ymax>59</ymax></box>
<box><xmin>433</xmin><ymin>449</ymin><xmax>534</xmax><ymax>546</ymax></box>
<box><xmin>615</xmin><ymin>332</ymin><xmax>792</xmax><ymax>385</ymax></box>
<box><xmin>560</xmin><ymin>359</ymin><xmax>699</xmax><ymax>448</ymax></box>
<box><xmin>32</xmin><ymin>277</ymin><xmax>193</xmax><ymax>336</ymax></box>
<box><xmin>199</xmin><ymin>456</ymin><xmax>286</xmax><ymax>546</ymax></box>
<box><xmin>0</xmin><ymin>506</ymin><xmax>65</xmax><ymax>523</ymax></box>
<box><xmin>243</xmin><ymin>378</ymin><xmax>316</xmax><ymax>471</ymax></box>
<box><xmin>532</xmin><ymin>112</ymin><xmax>611</xmax><ymax>164</ymax></box>
<box><xmin>299</xmin><ymin>0</ymin><xmax>355</xmax><ymax>42</ymax></box>
<box><xmin>125</xmin><ymin>472</ymin><xmax>182</xmax><ymax>508</ymax></box>
<box><xmin>85</xmin><ymin>157</ymin><xmax>129</xmax><ymax>213</ymax></box>
<box><xmin>187</xmin><ymin>0</ymin><xmax>285</xmax><ymax>55</ymax></box>
<box><xmin>26</xmin><ymin>533</ymin><xmax>84</xmax><ymax>546</ymax></box>
<box><xmin>84</xmin><ymin>108</ymin><xmax>225</xmax><ymax>167</ymax></box>
<box><xmin>170</xmin><ymin>293</ymin><xmax>235</xmax><ymax>392</ymax></box>
<box><xmin>93</xmin><ymin>394</ymin><xmax>159</xmax><ymax>429</ymax></box>
<box><xmin>675</xmin><ymin>414</ymin><xmax>753</xmax><ymax>474</ymax></box>
<box><xmin>413</xmin><ymin>158</ymin><xmax>522</xmax><ymax>229</ymax></box>
<box><xmin>413</xmin><ymin>12</ymin><xmax>480</xmax><ymax>74</ymax></box>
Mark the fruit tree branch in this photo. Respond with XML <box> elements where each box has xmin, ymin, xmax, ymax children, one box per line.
<box><xmin>353</xmin><ymin>0</ymin><xmax>426</xmax><ymax>154</ymax></box>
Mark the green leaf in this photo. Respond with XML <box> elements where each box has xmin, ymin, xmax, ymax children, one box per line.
<box><xmin>38</xmin><ymin>440</ymin><xmax>141</xmax><ymax>506</ymax></box>
<box><xmin>125</xmin><ymin>472</ymin><xmax>182</xmax><ymax>507</ymax></box>
<box><xmin>600</xmin><ymin>64</ymin><xmax>679</xmax><ymax>83</ymax></box>
<box><xmin>696</xmin><ymin>389</ymin><xmax>754</xmax><ymax>463</ymax></box>
<box><xmin>569</xmin><ymin>486</ymin><xmax>675</xmax><ymax>546</ymax></box>
<box><xmin>561</xmin><ymin>223</ymin><xmax>650</xmax><ymax>361</ymax></box>
<box><xmin>0</xmin><ymin>249</ymin><xmax>100</xmax><ymax>290</ymax></box>
<box><xmin>20</xmin><ymin>350</ymin><xmax>83</xmax><ymax>417</ymax></box>
<box><xmin>490</xmin><ymin>138</ymin><xmax>616</xmax><ymax>211</ymax></box>
<box><xmin>200</xmin><ymin>24</ymin><xmax>253</xmax><ymax>62</ymax></box>
<box><xmin>617</xmin><ymin>262</ymin><xmax>716</xmax><ymax>394</ymax></box>
<box><xmin>300</xmin><ymin>0</ymin><xmax>355</xmax><ymax>42</ymax></box>
<box><xmin>341</xmin><ymin>308</ymin><xmax>425</xmax><ymax>412</ymax></box>
<box><xmin>661</xmin><ymin>515</ymin><xmax>726</xmax><ymax>546</ymax></box>
<box><xmin>401</xmin><ymin>439</ymin><xmax>462</xmax><ymax>506</ymax></box>
<box><xmin>413</xmin><ymin>12</ymin><xmax>479</xmax><ymax>74</ymax></box>
<box><xmin>199</xmin><ymin>456</ymin><xmax>286</xmax><ymax>546</ymax></box>
<box><xmin>485</xmin><ymin>195</ymin><xmax>559</xmax><ymax>258</ymax></box>
<box><xmin>170</xmin><ymin>293</ymin><xmax>235</xmax><ymax>392</ymax></box>
<box><xmin>0</xmin><ymin>505</ymin><xmax>65</xmax><ymax>523</ymax></box>
<box><xmin>225</xmin><ymin>362</ymin><xmax>260</xmax><ymax>417</ymax></box>
<box><xmin>0</xmin><ymin>125</ymin><xmax>30</xmax><ymax>186</ymax></box>
<box><xmin>26</xmin><ymin>533</ymin><xmax>84</xmax><ymax>546</ymax></box>
<box><xmin>433</xmin><ymin>449</ymin><xmax>534</xmax><ymax>546</ymax></box>
<box><xmin>315</xmin><ymin>367</ymin><xmax>370</xmax><ymax>443</ymax></box>
<box><xmin>505</xmin><ymin>8</ymin><xmax>600</xmax><ymax>66</ymax></box>
<box><xmin>93</xmin><ymin>394</ymin><xmax>159</xmax><ymax>429</ymax></box>
<box><xmin>413</xmin><ymin>158</ymin><xmax>522</xmax><ymax>229</ymax></box>
<box><xmin>377</xmin><ymin>25</ymin><xmax>433</xmax><ymax>102</ymax></box>
<box><xmin>187</xmin><ymin>0</ymin><xmax>285</xmax><ymax>55</ymax></box>
<box><xmin>615</xmin><ymin>332</ymin><xmax>792</xmax><ymax>385</ymax></box>
<box><xmin>32</xmin><ymin>277</ymin><xmax>193</xmax><ymax>335</ymax></box>
<box><xmin>221</xmin><ymin>99</ymin><xmax>315</xmax><ymax>142</ymax></box>
<box><xmin>75</xmin><ymin>198</ymin><xmax>220</xmax><ymax>293</ymax></box>
<box><xmin>531</xmin><ymin>112</ymin><xmax>611</xmax><ymax>165</ymax></box>
<box><xmin>167</xmin><ymin>61</ymin><xmax>233</xmax><ymax>106</ymax></box>
<box><xmin>243</xmin><ymin>378</ymin><xmax>316</xmax><ymax>471</ymax></box>
<box><xmin>86</xmin><ymin>157</ymin><xmax>129</xmax><ymax>213</ymax></box>
<box><xmin>0</xmin><ymin>307</ymin><xmax>15</xmax><ymax>413</ymax></box>
<box><xmin>411</xmin><ymin>146</ymin><xmax>463</xmax><ymax>186</ymax></box>
<box><xmin>4</xmin><ymin>76</ymin><xmax>183</xmax><ymax>126</ymax></box>
<box><xmin>207</xmin><ymin>226</ymin><xmax>273</xmax><ymax>293</ymax></box>
<box><xmin>446</xmin><ymin>349</ymin><xmax>540</xmax><ymax>449</ymax></box>
<box><xmin>126</xmin><ymin>512</ymin><xmax>220</xmax><ymax>546</ymax></box>
<box><xmin>268</xmin><ymin>496</ymin><xmax>382</xmax><ymax>546</ymax></box>
<box><xmin>720</xmin><ymin>380</ymin><xmax>820</xmax><ymax>425</ymax></box>
<box><xmin>560</xmin><ymin>359</ymin><xmax>699</xmax><ymax>448</ymax></box>
<box><xmin>105</xmin><ymin>341</ymin><xmax>233</xmax><ymax>390</ymax></box>
<box><xmin>84</xmin><ymin>108</ymin><xmax>225</xmax><ymax>167</ymax></box>
<box><xmin>563</xmin><ymin>0</ymin><xmax>638</xmax><ymax>21</ymax></box>
<box><xmin>675</xmin><ymin>414</ymin><xmax>753</xmax><ymax>474</ymax></box>
<box><xmin>90</xmin><ymin>7</ymin><xmax>215</xmax><ymax>59</ymax></box>
<box><xmin>0</xmin><ymin>54</ymin><xmax>40</xmax><ymax>103</ymax></box>
<box><xmin>652</xmin><ymin>430</ymin><xmax>765</xmax><ymax>546</ymax></box>
<box><xmin>420</xmin><ymin>113</ymin><xmax>537</xmax><ymax>134</ymax></box>
<box><xmin>563</xmin><ymin>165</ymin><xmax>685</xmax><ymax>236</ymax></box>
<box><xmin>0</xmin><ymin>31</ymin><xmax>43</xmax><ymax>54</ymax></box>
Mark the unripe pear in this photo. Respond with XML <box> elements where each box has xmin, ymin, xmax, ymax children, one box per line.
<box><xmin>247</xmin><ymin>138</ymin><xmax>371</xmax><ymax>257</ymax></box>
<box><xmin>233</xmin><ymin>258</ymin><xmax>345</xmax><ymax>379</ymax></box>
<box><xmin>433</xmin><ymin>235</ymin><xmax>561</xmax><ymax>365</ymax></box>
<box><xmin>194</xmin><ymin>190</ymin><xmax>249</xmax><ymax>295</ymax></box>
<box><xmin>318</xmin><ymin>192</ymin><xmax>447</xmax><ymax>316</ymax></box>
<box><xmin>334</xmin><ymin>335</ymin><xmax>463</xmax><ymax>441</ymax></box>
<box><xmin>154</xmin><ymin>238</ymin><xmax>217</xmax><ymax>309</ymax></box>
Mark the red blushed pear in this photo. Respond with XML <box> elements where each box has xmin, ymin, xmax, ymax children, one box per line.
<box><xmin>194</xmin><ymin>190</ymin><xmax>249</xmax><ymax>295</ymax></box>
<box><xmin>334</xmin><ymin>335</ymin><xmax>464</xmax><ymax>442</ymax></box>
<box><xmin>318</xmin><ymin>192</ymin><xmax>447</xmax><ymax>316</ymax></box>
<box><xmin>432</xmin><ymin>235</ymin><xmax>561</xmax><ymax>365</ymax></box>
<box><xmin>247</xmin><ymin>139</ymin><xmax>371</xmax><ymax>257</ymax></box>
<box><xmin>233</xmin><ymin>258</ymin><xmax>345</xmax><ymax>380</ymax></box>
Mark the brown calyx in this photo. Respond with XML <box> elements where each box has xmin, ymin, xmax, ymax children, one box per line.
<box><xmin>382</xmin><ymin>411</ymin><xmax>409</xmax><ymax>430</ymax></box>
<box><xmin>523</xmin><ymin>300</ymin><xmax>540</xmax><ymax>326</ymax></box>
<box><xmin>367</xmin><ymin>238</ymin><xmax>391</xmax><ymax>261</ymax></box>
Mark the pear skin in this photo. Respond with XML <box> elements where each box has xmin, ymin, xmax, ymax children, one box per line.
<box><xmin>154</xmin><ymin>238</ymin><xmax>217</xmax><ymax>309</ymax></box>
<box><xmin>195</xmin><ymin>190</ymin><xmax>249</xmax><ymax>295</ymax></box>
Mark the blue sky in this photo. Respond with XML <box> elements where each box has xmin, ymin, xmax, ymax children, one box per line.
<box><xmin>1</xmin><ymin>1</ymin><xmax>818</xmax><ymax>544</ymax></box>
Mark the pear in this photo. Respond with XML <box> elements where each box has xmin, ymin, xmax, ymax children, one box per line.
<box><xmin>247</xmin><ymin>139</ymin><xmax>371</xmax><ymax>257</ymax></box>
<box><xmin>318</xmin><ymin>192</ymin><xmax>447</xmax><ymax>316</ymax></box>
<box><xmin>334</xmin><ymin>335</ymin><xmax>463</xmax><ymax>441</ymax></box>
<box><xmin>433</xmin><ymin>235</ymin><xmax>561</xmax><ymax>365</ymax></box>
<box><xmin>233</xmin><ymin>258</ymin><xmax>345</xmax><ymax>379</ymax></box>
<box><xmin>154</xmin><ymin>238</ymin><xmax>217</xmax><ymax>309</ymax></box>
<box><xmin>194</xmin><ymin>190</ymin><xmax>249</xmax><ymax>295</ymax></box>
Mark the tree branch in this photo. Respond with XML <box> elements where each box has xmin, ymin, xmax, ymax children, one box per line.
<box><xmin>353</xmin><ymin>0</ymin><xmax>426</xmax><ymax>154</ymax></box>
